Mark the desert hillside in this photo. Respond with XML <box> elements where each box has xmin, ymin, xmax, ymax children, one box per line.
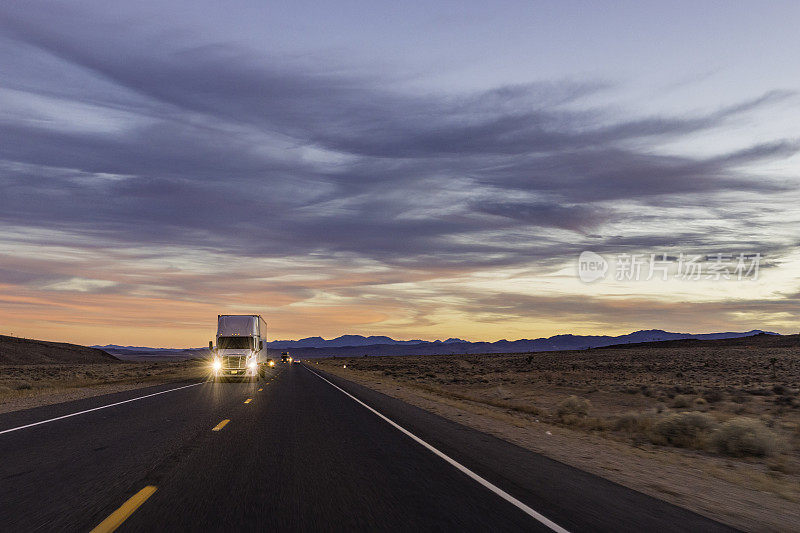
<box><xmin>0</xmin><ymin>335</ymin><xmax>119</xmax><ymax>364</ymax></box>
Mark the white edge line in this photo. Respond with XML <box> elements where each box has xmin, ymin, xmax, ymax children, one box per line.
<box><xmin>0</xmin><ymin>382</ymin><xmax>204</xmax><ymax>436</ymax></box>
<box><xmin>305</xmin><ymin>366</ymin><xmax>570</xmax><ymax>533</ymax></box>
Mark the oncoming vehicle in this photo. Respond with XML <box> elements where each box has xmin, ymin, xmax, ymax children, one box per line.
<box><xmin>210</xmin><ymin>315</ymin><xmax>268</xmax><ymax>381</ymax></box>
<box><xmin>280</xmin><ymin>352</ymin><xmax>292</xmax><ymax>364</ymax></box>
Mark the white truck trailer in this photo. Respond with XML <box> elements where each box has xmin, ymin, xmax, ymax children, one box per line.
<box><xmin>210</xmin><ymin>315</ymin><xmax>268</xmax><ymax>381</ymax></box>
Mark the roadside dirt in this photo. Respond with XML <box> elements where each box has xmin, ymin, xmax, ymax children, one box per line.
<box><xmin>0</xmin><ymin>361</ymin><xmax>208</xmax><ymax>414</ymax></box>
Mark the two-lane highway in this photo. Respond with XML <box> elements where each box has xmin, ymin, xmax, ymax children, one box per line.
<box><xmin>0</xmin><ymin>364</ymin><xmax>736</xmax><ymax>532</ymax></box>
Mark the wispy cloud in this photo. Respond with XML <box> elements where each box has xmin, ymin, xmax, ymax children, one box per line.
<box><xmin>0</xmin><ymin>3</ymin><xmax>798</xmax><ymax>344</ymax></box>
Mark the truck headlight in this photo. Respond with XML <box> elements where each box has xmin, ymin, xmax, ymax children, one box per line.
<box><xmin>212</xmin><ymin>358</ymin><xmax>222</xmax><ymax>371</ymax></box>
<box><xmin>248</xmin><ymin>360</ymin><xmax>257</xmax><ymax>370</ymax></box>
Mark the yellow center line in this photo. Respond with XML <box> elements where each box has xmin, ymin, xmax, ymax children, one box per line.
<box><xmin>244</xmin><ymin>398</ymin><xmax>252</xmax><ymax>404</ymax></box>
<box><xmin>90</xmin><ymin>485</ymin><xmax>157</xmax><ymax>533</ymax></box>
<box><xmin>211</xmin><ymin>419</ymin><xmax>230</xmax><ymax>431</ymax></box>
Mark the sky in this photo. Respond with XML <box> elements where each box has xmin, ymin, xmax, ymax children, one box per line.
<box><xmin>1</xmin><ymin>1</ymin><xmax>799</xmax><ymax>347</ymax></box>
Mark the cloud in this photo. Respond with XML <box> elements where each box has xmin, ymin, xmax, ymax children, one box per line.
<box><xmin>42</xmin><ymin>277</ymin><xmax>118</xmax><ymax>293</ymax></box>
<box><xmin>0</xmin><ymin>3</ymin><xmax>799</xmax><ymax>342</ymax></box>
<box><xmin>473</xmin><ymin>201</ymin><xmax>609</xmax><ymax>233</ymax></box>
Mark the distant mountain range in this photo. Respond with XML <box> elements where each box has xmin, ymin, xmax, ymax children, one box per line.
<box><xmin>94</xmin><ymin>329</ymin><xmax>775</xmax><ymax>360</ymax></box>
<box><xmin>267</xmin><ymin>335</ymin><xmax>469</xmax><ymax>348</ymax></box>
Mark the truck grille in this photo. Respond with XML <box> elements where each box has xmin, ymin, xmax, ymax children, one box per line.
<box><xmin>222</xmin><ymin>355</ymin><xmax>244</xmax><ymax>369</ymax></box>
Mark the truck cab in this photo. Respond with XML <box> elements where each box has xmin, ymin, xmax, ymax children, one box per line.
<box><xmin>211</xmin><ymin>315</ymin><xmax>268</xmax><ymax>381</ymax></box>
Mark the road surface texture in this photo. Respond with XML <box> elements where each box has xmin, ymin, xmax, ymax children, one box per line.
<box><xmin>0</xmin><ymin>364</ymin><xmax>737</xmax><ymax>532</ymax></box>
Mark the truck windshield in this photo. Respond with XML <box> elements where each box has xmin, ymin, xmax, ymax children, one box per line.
<box><xmin>217</xmin><ymin>336</ymin><xmax>254</xmax><ymax>350</ymax></box>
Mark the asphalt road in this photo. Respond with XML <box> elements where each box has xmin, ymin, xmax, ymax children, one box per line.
<box><xmin>0</xmin><ymin>364</ymin><xmax>737</xmax><ymax>532</ymax></box>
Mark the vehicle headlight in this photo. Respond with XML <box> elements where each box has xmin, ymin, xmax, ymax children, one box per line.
<box><xmin>248</xmin><ymin>360</ymin><xmax>257</xmax><ymax>370</ymax></box>
<box><xmin>212</xmin><ymin>358</ymin><xmax>222</xmax><ymax>371</ymax></box>
<box><xmin>269</xmin><ymin>360</ymin><xmax>275</xmax><ymax>367</ymax></box>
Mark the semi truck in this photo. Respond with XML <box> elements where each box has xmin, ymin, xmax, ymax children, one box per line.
<box><xmin>210</xmin><ymin>315</ymin><xmax>268</xmax><ymax>381</ymax></box>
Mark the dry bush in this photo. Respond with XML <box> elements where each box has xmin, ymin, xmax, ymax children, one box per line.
<box><xmin>557</xmin><ymin>395</ymin><xmax>590</xmax><ymax>418</ymax></box>
<box><xmin>651</xmin><ymin>412</ymin><xmax>717</xmax><ymax>448</ymax></box>
<box><xmin>694</xmin><ymin>397</ymin><xmax>707</xmax><ymax>407</ymax></box>
<box><xmin>672</xmin><ymin>395</ymin><xmax>694</xmax><ymax>408</ymax></box>
<box><xmin>712</xmin><ymin>417</ymin><xmax>780</xmax><ymax>457</ymax></box>
<box><xmin>613</xmin><ymin>412</ymin><xmax>653</xmax><ymax>434</ymax></box>
<box><xmin>767</xmin><ymin>456</ymin><xmax>799</xmax><ymax>474</ymax></box>
<box><xmin>580</xmin><ymin>417</ymin><xmax>611</xmax><ymax>432</ymax></box>
<box><xmin>703</xmin><ymin>389</ymin><xmax>725</xmax><ymax>403</ymax></box>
